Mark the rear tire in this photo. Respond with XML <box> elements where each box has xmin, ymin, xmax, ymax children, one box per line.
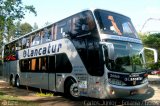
<box><xmin>15</xmin><ymin>77</ymin><xmax>20</xmax><ymax>88</ymax></box>
<box><xmin>10</xmin><ymin>76</ymin><xmax>14</xmax><ymax>86</ymax></box>
<box><xmin>64</xmin><ymin>79</ymin><xmax>80</xmax><ymax>100</ymax></box>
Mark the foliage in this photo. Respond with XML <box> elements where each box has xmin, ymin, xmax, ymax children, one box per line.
<box><xmin>19</xmin><ymin>22</ymin><xmax>32</xmax><ymax>35</ymax></box>
<box><xmin>0</xmin><ymin>0</ymin><xmax>37</xmax><ymax>47</ymax></box>
<box><xmin>14</xmin><ymin>22</ymin><xmax>33</xmax><ymax>38</ymax></box>
<box><xmin>139</xmin><ymin>33</ymin><xmax>160</xmax><ymax>69</ymax></box>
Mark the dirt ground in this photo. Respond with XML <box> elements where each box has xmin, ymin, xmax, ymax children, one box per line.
<box><xmin>0</xmin><ymin>75</ymin><xmax>160</xmax><ymax>106</ymax></box>
<box><xmin>0</xmin><ymin>79</ymin><xmax>83</xmax><ymax>106</ymax></box>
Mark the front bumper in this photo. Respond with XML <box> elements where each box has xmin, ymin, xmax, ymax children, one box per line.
<box><xmin>103</xmin><ymin>82</ymin><xmax>149</xmax><ymax>99</ymax></box>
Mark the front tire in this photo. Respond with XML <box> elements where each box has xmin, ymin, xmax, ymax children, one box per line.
<box><xmin>65</xmin><ymin>80</ymin><xmax>80</xmax><ymax>100</ymax></box>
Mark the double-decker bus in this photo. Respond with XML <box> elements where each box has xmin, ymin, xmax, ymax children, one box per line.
<box><xmin>2</xmin><ymin>8</ymin><xmax>157</xmax><ymax>99</ymax></box>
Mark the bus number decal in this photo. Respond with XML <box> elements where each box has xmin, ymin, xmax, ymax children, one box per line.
<box><xmin>79</xmin><ymin>81</ymin><xmax>87</xmax><ymax>88</ymax></box>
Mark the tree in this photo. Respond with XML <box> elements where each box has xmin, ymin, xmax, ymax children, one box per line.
<box><xmin>14</xmin><ymin>21</ymin><xmax>33</xmax><ymax>38</ymax></box>
<box><xmin>20</xmin><ymin>22</ymin><xmax>32</xmax><ymax>35</ymax></box>
<box><xmin>0</xmin><ymin>0</ymin><xmax>36</xmax><ymax>47</ymax></box>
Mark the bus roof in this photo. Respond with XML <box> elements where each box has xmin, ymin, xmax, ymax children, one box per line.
<box><xmin>5</xmin><ymin>8</ymin><xmax>130</xmax><ymax>45</ymax></box>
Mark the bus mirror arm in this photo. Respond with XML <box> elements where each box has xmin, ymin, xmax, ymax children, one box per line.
<box><xmin>144</xmin><ymin>47</ymin><xmax>158</xmax><ymax>63</ymax></box>
<box><xmin>100</xmin><ymin>42</ymin><xmax>115</xmax><ymax>60</ymax></box>
<box><xmin>140</xmin><ymin>47</ymin><xmax>158</xmax><ymax>64</ymax></box>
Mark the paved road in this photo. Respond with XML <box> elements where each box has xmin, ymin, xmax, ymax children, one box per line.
<box><xmin>0</xmin><ymin>75</ymin><xmax>160</xmax><ymax>106</ymax></box>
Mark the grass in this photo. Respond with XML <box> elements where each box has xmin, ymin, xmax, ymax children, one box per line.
<box><xmin>35</xmin><ymin>88</ymin><xmax>54</xmax><ymax>97</ymax></box>
<box><xmin>0</xmin><ymin>91</ymin><xmax>38</xmax><ymax>106</ymax></box>
<box><xmin>36</xmin><ymin>92</ymin><xmax>53</xmax><ymax>97</ymax></box>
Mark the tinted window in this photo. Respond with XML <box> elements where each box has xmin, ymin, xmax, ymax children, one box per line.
<box><xmin>19</xmin><ymin>54</ymin><xmax>72</xmax><ymax>73</ymax></box>
<box><xmin>72</xmin><ymin>39</ymin><xmax>104</xmax><ymax>76</ymax></box>
<box><xmin>56</xmin><ymin>20</ymin><xmax>69</xmax><ymax>40</ymax></box>
<box><xmin>4</xmin><ymin>42</ymin><xmax>17</xmax><ymax>61</ymax></box>
<box><xmin>86</xmin><ymin>41</ymin><xmax>104</xmax><ymax>76</ymax></box>
<box><xmin>41</xmin><ymin>27</ymin><xmax>52</xmax><ymax>43</ymax></box>
<box><xmin>31</xmin><ymin>33</ymin><xmax>41</xmax><ymax>46</ymax></box>
<box><xmin>20</xmin><ymin>57</ymin><xmax>48</xmax><ymax>72</ymax></box>
<box><xmin>56</xmin><ymin>53</ymin><xmax>72</xmax><ymax>73</ymax></box>
<box><xmin>22</xmin><ymin>36</ymin><xmax>31</xmax><ymax>49</ymax></box>
<box><xmin>48</xmin><ymin>55</ymin><xmax>56</xmax><ymax>73</ymax></box>
<box><xmin>20</xmin><ymin>59</ymin><xmax>30</xmax><ymax>72</ymax></box>
<box><xmin>71</xmin><ymin>11</ymin><xmax>96</xmax><ymax>38</ymax></box>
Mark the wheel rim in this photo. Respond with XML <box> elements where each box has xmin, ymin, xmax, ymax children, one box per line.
<box><xmin>70</xmin><ymin>83</ymin><xmax>79</xmax><ymax>98</ymax></box>
<box><xmin>16</xmin><ymin>78</ymin><xmax>20</xmax><ymax>87</ymax></box>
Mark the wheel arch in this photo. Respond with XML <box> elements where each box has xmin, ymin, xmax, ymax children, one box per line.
<box><xmin>63</xmin><ymin>76</ymin><xmax>77</xmax><ymax>92</ymax></box>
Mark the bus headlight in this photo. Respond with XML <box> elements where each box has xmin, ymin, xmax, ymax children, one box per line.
<box><xmin>141</xmin><ymin>78</ymin><xmax>148</xmax><ymax>84</ymax></box>
<box><xmin>108</xmin><ymin>78</ymin><xmax>126</xmax><ymax>86</ymax></box>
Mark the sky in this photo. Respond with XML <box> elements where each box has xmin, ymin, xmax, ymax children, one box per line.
<box><xmin>22</xmin><ymin>0</ymin><xmax>160</xmax><ymax>33</ymax></box>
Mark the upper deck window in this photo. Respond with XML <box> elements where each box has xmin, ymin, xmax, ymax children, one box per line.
<box><xmin>71</xmin><ymin>10</ymin><xmax>96</xmax><ymax>38</ymax></box>
<box><xmin>94</xmin><ymin>9</ymin><xmax>138</xmax><ymax>38</ymax></box>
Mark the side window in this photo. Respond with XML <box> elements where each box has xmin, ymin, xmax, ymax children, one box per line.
<box><xmin>20</xmin><ymin>57</ymin><xmax>48</xmax><ymax>72</ymax></box>
<box><xmin>16</xmin><ymin>40</ymin><xmax>22</xmax><ymax>50</ymax></box>
<box><xmin>56</xmin><ymin>19</ymin><xmax>71</xmax><ymax>40</ymax></box>
<box><xmin>20</xmin><ymin>59</ymin><xmax>30</xmax><ymax>72</ymax></box>
<box><xmin>71</xmin><ymin>11</ymin><xmax>96</xmax><ymax>37</ymax></box>
<box><xmin>56</xmin><ymin>53</ymin><xmax>72</xmax><ymax>73</ymax></box>
<box><xmin>56</xmin><ymin>21</ymin><xmax>66</xmax><ymax>40</ymax></box>
<box><xmin>32</xmin><ymin>32</ymin><xmax>41</xmax><ymax>46</ymax></box>
<box><xmin>4</xmin><ymin>42</ymin><xmax>17</xmax><ymax>61</ymax></box>
<box><xmin>41</xmin><ymin>57</ymin><xmax>47</xmax><ymax>71</ymax></box>
<box><xmin>19</xmin><ymin>39</ymin><xmax>23</xmax><ymax>50</ymax></box>
<box><xmin>30</xmin><ymin>58</ymin><xmax>42</xmax><ymax>72</ymax></box>
<box><xmin>52</xmin><ymin>25</ymin><xmax>56</xmax><ymax>41</ymax></box>
<box><xmin>22</xmin><ymin>36</ymin><xmax>31</xmax><ymax>49</ymax></box>
<box><xmin>31</xmin><ymin>58</ymin><xmax>37</xmax><ymax>71</ymax></box>
<box><xmin>10</xmin><ymin>42</ymin><xmax>16</xmax><ymax>61</ymax></box>
<box><xmin>42</xmin><ymin>27</ymin><xmax>52</xmax><ymax>43</ymax></box>
<box><xmin>4</xmin><ymin>45</ymin><xmax>10</xmax><ymax>62</ymax></box>
<box><xmin>48</xmin><ymin>56</ymin><xmax>55</xmax><ymax>73</ymax></box>
<box><xmin>87</xmin><ymin>41</ymin><xmax>104</xmax><ymax>76</ymax></box>
<box><xmin>72</xmin><ymin>39</ymin><xmax>87</xmax><ymax>66</ymax></box>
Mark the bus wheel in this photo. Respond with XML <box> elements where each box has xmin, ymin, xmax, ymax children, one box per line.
<box><xmin>65</xmin><ymin>80</ymin><xmax>80</xmax><ymax>100</ymax></box>
<box><xmin>15</xmin><ymin>77</ymin><xmax>20</xmax><ymax>87</ymax></box>
<box><xmin>10</xmin><ymin>76</ymin><xmax>14</xmax><ymax>86</ymax></box>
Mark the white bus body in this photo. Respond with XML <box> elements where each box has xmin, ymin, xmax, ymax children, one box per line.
<box><xmin>2</xmin><ymin>8</ymin><xmax>157</xmax><ymax>99</ymax></box>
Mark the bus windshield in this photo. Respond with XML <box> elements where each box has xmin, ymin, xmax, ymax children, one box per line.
<box><xmin>94</xmin><ymin>9</ymin><xmax>138</xmax><ymax>38</ymax></box>
<box><xmin>104</xmin><ymin>40</ymin><xmax>145</xmax><ymax>73</ymax></box>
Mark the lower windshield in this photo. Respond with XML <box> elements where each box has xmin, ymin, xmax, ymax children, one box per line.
<box><xmin>104</xmin><ymin>40</ymin><xmax>145</xmax><ymax>73</ymax></box>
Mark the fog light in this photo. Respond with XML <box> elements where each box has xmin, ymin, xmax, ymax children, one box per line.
<box><xmin>110</xmin><ymin>89</ymin><xmax>115</xmax><ymax>95</ymax></box>
<box><xmin>130</xmin><ymin>90</ymin><xmax>137</xmax><ymax>95</ymax></box>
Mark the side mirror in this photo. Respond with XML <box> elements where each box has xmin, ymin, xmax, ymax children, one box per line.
<box><xmin>100</xmin><ymin>42</ymin><xmax>115</xmax><ymax>60</ymax></box>
<box><xmin>140</xmin><ymin>47</ymin><xmax>158</xmax><ymax>64</ymax></box>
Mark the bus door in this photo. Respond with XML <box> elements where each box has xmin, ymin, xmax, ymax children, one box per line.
<box><xmin>34</xmin><ymin>57</ymin><xmax>54</xmax><ymax>90</ymax></box>
<box><xmin>48</xmin><ymin>56</ymin><xmax>56</xmax><ymax>91</ymax></box>
<box><xmin>29</xmin><ymin>58</ymin><xmax>49</xmax><ymax>89</ymax></box>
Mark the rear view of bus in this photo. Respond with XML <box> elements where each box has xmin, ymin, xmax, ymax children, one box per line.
<box><xmin>90</xmin><ymin>9</ymin><xmax>158</xmax><ymax>98</ymax></box>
